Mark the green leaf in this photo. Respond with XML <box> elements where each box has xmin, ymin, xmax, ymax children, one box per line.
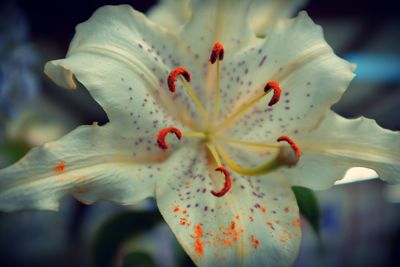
<box><xmin>1</xmin><ymin>140</ymin><xmax>30</xmax><ymax>164</ymax></box>
<box><xmin>122</xmin><ymin>251</ymin><xmax>157</xmax><ymax>267</ymax></box>
<box><xmin>292</xmin><ymin>186</ymin><xmax>321</xmax><ymax>236</ymax></box>
<box><xmin>92</xmin><ymin>210</ymin><xmax>163</xmax><ymax>267</ymax></box>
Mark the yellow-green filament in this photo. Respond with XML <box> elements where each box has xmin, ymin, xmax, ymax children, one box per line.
<box><xmin>213</xmin><ymin>143</ymin><xmax>281</xmax><ymax>176</ymax></box>
<box><xmin>207</xmin><ymin>143</ymin><xmax>222</xmax><ymax>166</ymax></box>
<box><xmin>216</xmin><ymin>136</ymin><xmax>281</xmax><ymax>149</ymax></box>
<box><xmin>211</xmin><ymin>58</ymin><xmax>221</xmax><ymax>126</ymax></box>
<box><xmin>182</xmin><ymin>131</ymin><xmax>207</xmax><ymax>138</ymax></box>
<box><xmin>179</xmin><ymin>76</ymin><xmax>207</xmax><ymax>116</ymax></box>
<box><xmin>213</xmin><ymin>91</ymin><xmax>267</xmax><ymax>133</ymax></box>
<box><xmin>210</xmin><ymin>45</ymin><xmax>329</xmax><ymax>134</ymax></box>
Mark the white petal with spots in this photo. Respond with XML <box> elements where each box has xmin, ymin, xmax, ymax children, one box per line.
<box><xmin>45</xmin><ymin>5</ymin><xmax>200</xmax><ymax>132</ymax></box>
<box><xmin>282</xmin><ymin>112</ymin><xmax>400</xmax><ymax>190</ymax></box>
<box><xmin>156</xmin><ymin>147</ymin><xmax>301</xmax><ymax>267</ymax></box>
<box><xmin>217</xmin><ymin>12</ymin><xmax>354</xmax><ymax>142</ymax></box>
<box><xmin>147</xmin><ymin>0</ymin><xmax>191</xmax><ymax>30</ymax></box>
<box><xmin>180</xmin><ymin>0</ymin><xmax>256</xmax><ymax>59</ymax></box>
<box><xmin>0</xmin><ymin>123</ymin><xmax>170</xmax><ymax>211</ymax></box>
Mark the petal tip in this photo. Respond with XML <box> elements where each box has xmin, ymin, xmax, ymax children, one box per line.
<box><xmin>44</xmin><ymin>61</ymin><xmax>78</xmax><ymax>90</ymax></box>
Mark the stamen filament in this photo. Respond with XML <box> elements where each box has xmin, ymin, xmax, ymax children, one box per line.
<box><xmin>214</xmin><ymin>143</ymin><xmax>280</xmax><ymax>176</ymax></box>
<box><xmin>216</xmin><ymin>136</ymin><xmax>281</xmax><ymax>149</ymax></box>
<box><xmin>213</xmin><ymin>92</ymin><xmax>266</xmax><ymax>132</ymax></box>
<box><xmin>207</xmin><ymin>143</ymin><xmax>222</xmax><ymax>166</ymax></box>
<box><xmin>178</xmin><ymin>76</ymin><xmax>207</xmax><ymax>116</ymax></box>
<box><xmin>213</xmin><ymin>81</ymin><xmax>282</xmax><ymax>133</ymax></box>
<box><xmin>182</xmin><ymin>131</ymin><xmax>207</xmax><ymax>138</ymax></box>
<box><xmin>211</xmin><ymin>58</ymin><xmax>221</xmax><ymax>125</ymax></box>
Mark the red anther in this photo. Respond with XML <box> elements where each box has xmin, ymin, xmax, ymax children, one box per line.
<box><xmin>167</xmin><ymin>68</ymin><xmax>191</xmax><ymax>92</ymax></box>
<box><xmin>210</xmin><ymin>42</ymin><xmax>225</xmax><ymax>64</ymax></box>
<box><xmin>277</xmin><ymin>136</ymin><xmax>301</xmax><ymax>158</ymax></box>
<box><xmin>157</xmin><ymin>127</ymin><xmax>182</xmax><ymax>150</ymax></box>
<box><xmin>211</xmin><ymin>166</ymin><xmax>232</xmax><ymax>197</ymax></box>
<box><xmin>264</xmin><ymin>81</ymin><xmax>282</xmax><ymax>106</ymax></box>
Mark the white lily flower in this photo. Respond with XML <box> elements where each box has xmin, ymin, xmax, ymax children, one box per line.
<box><xmin>1</xmin><ymin>1</ymin><xmax>399</xmax><ymax>266</ymax></box>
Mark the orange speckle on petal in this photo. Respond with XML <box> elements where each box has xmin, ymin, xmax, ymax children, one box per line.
<box><xmin>261</xmin><ymin>207</ymin><xmax>266</xmax><ymax>213</ymax></box>
<box><xmin>192</xmin><ymin>224</ymin><xmax>204</xmax><ymax>255</ymax></box>
<box><xmin>220</xmin><ymin>221</ymin><xmax>244</xmax><ymax>247</ymax></box>
<box><xmin>249</xmin><ymin>216</ymin><xmax>254</xmax><ymax>222</ymax></box>
<box><xmin>195</xmin><ymin>240</ymin><xmax>203</xmax><ymax>255</ymax></box>
<box><xmin>223</xmin><ymin>238</ymin><xmax>232</xmax><ymax>247</ymax></box>
<box><xmin>284</xmin><ymin>207</ymin><xmax>289</xmax><ymax>213</ymax></box>
<box><xmin>180</xmin><ymin>218</ymin><xmax>187</xmax><ymax>225</ymax></box>
<box><xmin>173</xmin><ymin>206</ymin><xmax>180</xmax><ymax>212</ymax></box>
<box><xmin>266</xmin><ymin>221</ymin><xmax>275</xmax><ymax>230</ymax></box>
<box><xmin>182</xmin><ymin>209</ymin><xmax>188</xmax><ymax>214</ymax></box>
<box><xmin>292</xmin><ymin>219</ymin><xmax>302</xmax><ymax>228</ymax></box>
<box><xmin>249</xmin><ymin>235</ymin><xmax>260</xmax><ymax>249</ymax></box>
<box><xmin>279</xmin><ymin>228</ymin><xmax>293</xmax><ymax>244</ymax></box>
<box><xmin>54</xmin><ymin>161</ymin><xmax>65</xmax><ymax>174</ymax></box>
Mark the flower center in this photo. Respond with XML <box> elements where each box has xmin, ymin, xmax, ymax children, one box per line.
<box><xmin>157</xmin><ymin>42</ymin><xmax>300</xmax><ymax>197</ymax></box>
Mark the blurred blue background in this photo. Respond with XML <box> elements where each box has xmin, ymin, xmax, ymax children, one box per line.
<box><xmin>0</xmin><ymin>0</ymin><xmax>399</xmax><ymax>266</ymax></box>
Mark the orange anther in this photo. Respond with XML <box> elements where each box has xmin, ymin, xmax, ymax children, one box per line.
<box><xmin>167</xmin><ymin>67</ymin><xmax>191</xmax><ymax>92</ymax></box>
<box><xmin>264</xmin><ymin>81</ymin><xmax>282</xmax><ymax>106</ymax></box>
<box><xmin>211</xmin><ymin>166</ymin><xmax>232</xmax><ymax>197</ymax></box>
<box><xmin>210</xmin><ymin>42</ymin><xmax>225</xmax><ymax>64</ymax></box>
<box><xmin>157</xmin><ymin>127</ymin><xmax>182</xmax><ymax>150</ymax></box>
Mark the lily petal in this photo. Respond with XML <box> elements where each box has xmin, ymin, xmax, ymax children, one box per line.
<box><xmin>147</xmin><ymin>0</ymin><xmax>191</xmax><ymax>30</ymax></box>
<box><xmin>249</xmin><ymin>0</ymin><xmax>308</xmax><ymax>38</ymax></box>
<box><xmin>282</xmin><ymin>111</ymin><xmax>400</xmax><ymax>190</ymax></box>
<box><xmin>0</xmin><ymin>123</ymin><xmax>169</xmax><ymax>212</ymax></box>
<box><xmin>156</xmin><ymin>147</ymin><xmax>301</xmax><ymax>266</ymax></box>
<box><xmin>44</xmin><ymin>5</ymin><xmax>199</xmax><ymax>131</ymax></box>
<box><xmin>219</xmin><ymin>11</ymin><xmax>354</xmax><ymax>142</ymax></box>
<box><xmin>334</xmin><ymin>167</ymin><xmax>378</xmax><ymax>185</ymax></box>
<box><xmin>180</xmin><ymin>0</ymin><xmax>256</xmax><ymax>60</ymax></box>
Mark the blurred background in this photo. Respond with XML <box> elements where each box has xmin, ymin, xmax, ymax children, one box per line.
<box><xmin>0</xmin><ymin>0</ymin><xmax>399</xmax><ymax>266</ymax></box>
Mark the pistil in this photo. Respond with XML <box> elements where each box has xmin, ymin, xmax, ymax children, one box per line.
<box><xmin>212</xmin><ymin>135</ymin><xmax>301</xmax><ymax>177</ymax></box>
<box><xmin>213</xmin><ymin>142</ymin><xmax>281</xmax><ymax>176</ymax></box>
<box><xmin>277</xmin><ymin>136</ymin><xmax>301</xmax><ymax>158</ymax></box>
